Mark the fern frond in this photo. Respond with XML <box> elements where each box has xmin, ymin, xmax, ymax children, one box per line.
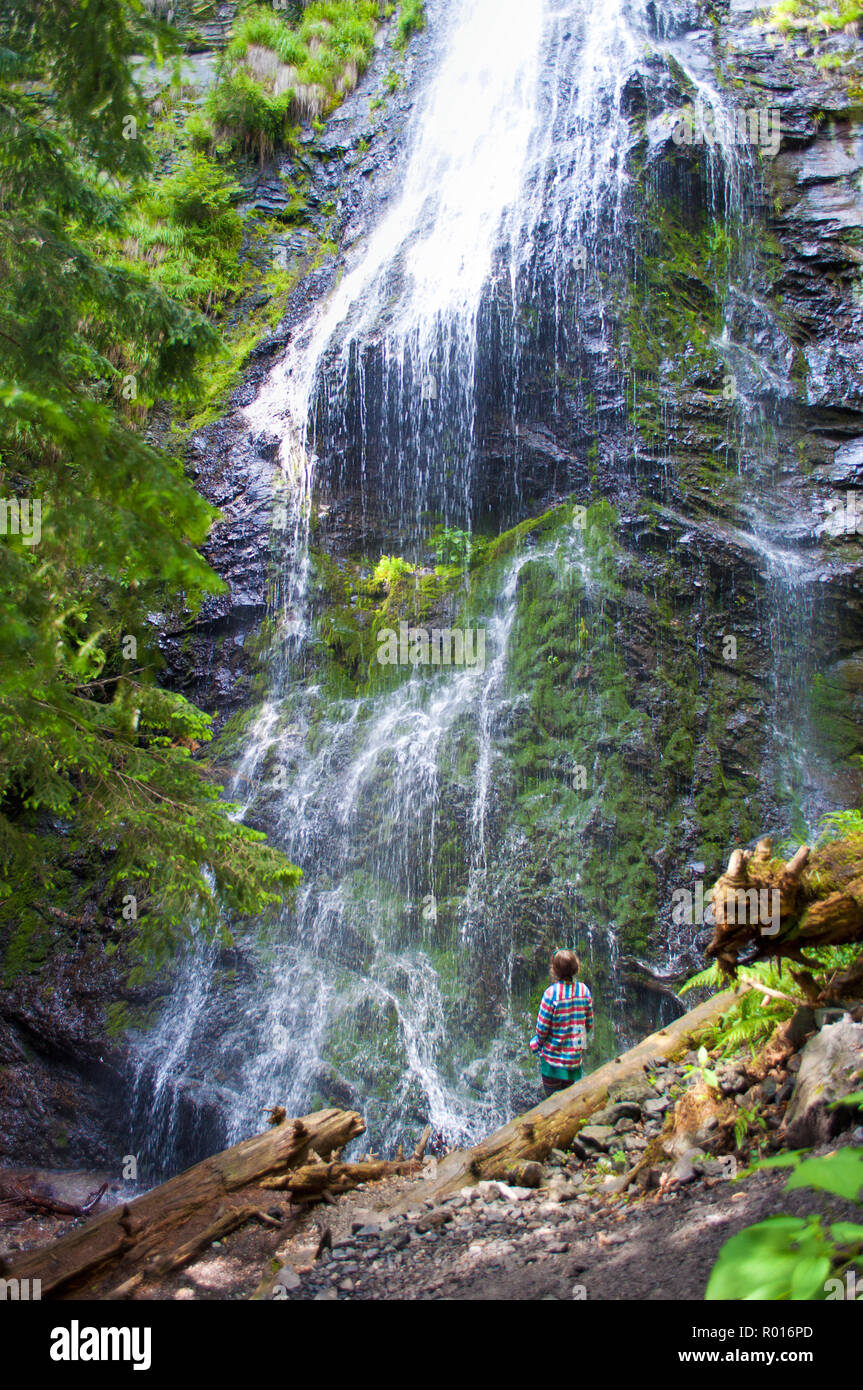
<box><xmin>680</xmin><ymin>961</ymin><xmax>724</xmax><ymax>994</ymax></box>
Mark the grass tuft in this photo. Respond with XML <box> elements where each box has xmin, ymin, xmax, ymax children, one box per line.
<box><xmin>208</xmin><ymin>2</ymin><xmax>381</xmax><ymax>160</ymax></box>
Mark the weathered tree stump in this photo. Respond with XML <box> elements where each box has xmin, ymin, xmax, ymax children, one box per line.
<box><xmin>707</xmin><ymin>834</ymin><xmax>863</xmax><ymax>996</ymax></box>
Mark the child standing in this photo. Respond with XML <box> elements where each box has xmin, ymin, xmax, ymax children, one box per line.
<box><xmin>530</xmin><ymin>950</ymin><xmax>594</xmax><ymax>1096</ymax></box>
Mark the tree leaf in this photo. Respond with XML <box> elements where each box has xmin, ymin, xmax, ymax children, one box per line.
<box><xmin>706</xmin><ymin>1217</ymin><xmax>818</xmax><ymax>1301</ymax></box>
<box><xmin>785</xmin><ymin>1149</ymin><xmax>863</xmax><ymax>1202</ymax></box>
<box><xmin>789</xmin><ymin>1254</ymin><xmax>832</xmax><ymax>1301</ymax></box>
<box><xmin>828</xmin><ymin>1222</ymin><xmax>863</xmax><ymax>1246</ymax></box>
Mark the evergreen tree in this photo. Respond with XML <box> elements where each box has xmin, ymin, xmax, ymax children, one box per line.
<box><xmin>0</xmin><ymin>0</ymin><xmax>299</xmax><ymax>976</ymax></box>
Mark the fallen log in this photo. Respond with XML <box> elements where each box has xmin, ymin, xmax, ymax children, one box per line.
<box><xmin>6</xmin><ymin>1106</ymin><xmax>364</xmax><ymax>1299</ymax></box>
<box><xmin>260</xmin><ymin>1158</ymin><xmax>420</xmax><ymax>1198</ymax></box>
<box><xmin>0</xmin><ymin>1179</ymin><xmax>108</xmax><ymax>1224</ymax></box>
<box><xmin>707</xmin><ymin>834</ymin><xmax>863</xmax><ymax>992</ymax></box>
<box><xmin>110</xmin><ymin>1204</ymin><xmax>268</xmax><ymax>1301</ymax></box>
<box><xmin>386</xmin><ymin>988</ymin><xmax>743</xmax><ymax>1211</ymax></box>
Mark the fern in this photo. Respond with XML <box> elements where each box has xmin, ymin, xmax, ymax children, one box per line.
<box><xmin>818</xmin><ymin>807</ymin><xmax>863</xmax><ymax>843</ymax></box>
<box><xmin>679</xmin><ymin>960</ymin><xmax>724</xmax><ymax>994</ymax></box>
<box><xmin>682</xmin><ymin>958</ymin><xmax>801</xmax><ymax>1058</ymax></box>
<box><xmin>717</xmin><ymin>1014</ymin><xmax>776</xmax><ymax>1053</ymax></box>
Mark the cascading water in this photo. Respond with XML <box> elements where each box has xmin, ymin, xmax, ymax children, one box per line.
<box><xmin>672</xmin><ymin>59</ymin><xmax>831</xmax><ymax>841</ymax></box>
<box><xmin>230</xmin><ymin>536</ymin><xmax>592</xmax><ymax>1150</ymax></box>
<box><xmin>247</xmin><ymin>0</ymin><xmax>547</xmax><ymax>543</ymax></box>
<box><xmin>130</xmin><ymin>0</ymin><xmax>840</xmax><ymax>1170</ymax></box>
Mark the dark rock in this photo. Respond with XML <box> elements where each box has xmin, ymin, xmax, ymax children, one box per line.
<box><xmin>695</xmin><ymin>1155</ymin><xmax>737</xmax><ymax>1181</ymax></box>
<box><xmin>510</xmin><ymin>1160</ymin><xmax>544</xmax><ymax>1188</ymax></box>
<box><xmin>717</xmin><ymin>1068</ymin><xmax>750</xmax><ymax>1096</ymax></box>
<box><xmin>787</xmin><ymin>1006</ymin><xmax>818</xmax><ymax>1050</ymax></box>
<box><xmin>578</xmin><ymin>1125</ymin><xmax>616</xmax><ymax>1151</ymax></box>
<box><xmin>785</xmin><ymin>1017</ymin><xmax>863</xmax><ymax>1146</ymax></box>
<box><xmin>350</xmin><ymin>1209</ymin><xmax>383</xmax><ymax>1234</ymax></box>
<box><xmin>642</xmin><ymin>1096</ymin><xmax>671</xmax><ymax>1119</ymax></box>
<box><xmin>272</xmin><ymin>1266</ymin><xmax>301</xmax><ymax>1293</ymax></box>
<box><xmin>606</xmin><ymin>1077</ymin><xmax>657</xmax><ymax>1105</ymax></box>
<box><xmin>415</xmin><ymin>1208</ymin><xmax>454</xmax><ymax>1233</ymax></box>
<box><xmin>614</xmin><ymin>1116</ymin><xmax>638</xmax><ymax>1134</ymax></box>
<box><xmin>670</xmin><ymin>1156</ymin><xmax>698</xmax><ymax>1184</ymax></box>
<box><xmin>634</xmin><ymin>1165</ymin><xmax>663</xmax><ymax>1191</ymax></box>
<box><xmin>0</xmin><ymin>950</ymin><xmax>130</xmax><ymax>1168</ymax></box>
<box><xmin>816</xmin><ymin>1007</ymin><xmax>850</xmax><ymax>1030</ymax></box>
<box><xmin>777</xmin><ymin>1078</ymin><xmax>795</xmax><ymax>1105</ymax></box>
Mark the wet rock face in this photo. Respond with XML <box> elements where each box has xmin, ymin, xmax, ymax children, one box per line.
<box><xmin>169</xmin><ymin>2</ymin><xmax>863</xmax><ymax>757</ymax></box>
<box><xmin>136</xmin><ymin>1073</ymin><xmax>231</xmax><ymax>1174</ymax></box>
<box><xmin>0</xmin><ymin>954</ymin><xmax>129</xmax><ymax>1169</ymax></box>
<box><xmin>157</xmin><ymin>21</ymin><xmax>430</xmax><ymax>723</ymax></box>
<box><xmin>710</xmin><ymin>12</ymin><xmax>863</xmax><ymax>808</ymax></box>
<box><xmin>158</xmin><ymin>422</ymin><xmax>279</xmax><ymax>720</ymax></box>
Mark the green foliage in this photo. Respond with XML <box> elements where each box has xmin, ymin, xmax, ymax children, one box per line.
<box><xmin>209</xmin><ymin>1</ymin><xmax>380</xmax><ymax>157</ymax></box>
<box><xmin>230</xmin><ymin>7</ymin><xmax>310</xmax><ymax>65</ymax></box>
<box><xmin>684</xmin><ymin>937</ymin><xmax>863</xmax><ymax>1060</ymax></box>
<box><xmin>207</xmin><ymin>66</ymin><xmax>293</xmax><ymax>163</ymax></box>
<box><xmin>373</xmin><ymin>554</ymin><xmax>416</xmax><ymax>586</ymax></box>
<box><xmin>771</xmin><ymin>0</ymin><xmax>863</xmax><ymax>31</ymax></box>
<box><xmin>682</xmin><ymin>959</ymin><xmax>802</xmax><ymax>1055</ymax></box>
<box><xmin>0</xmin><ymin>0</ymin><xmax>172</xmax><ymax>180</ymax></box>
<box><xmin>96</xmin><ymin>153</ymin><xmax>245</xmax><ymax>316</ymax></box>
<box><xmin>707</xmin><ymin>1215</ymin><xmax>842</xmax><ymax>1300</ymax></box>
<box><xmin>734</xmin><ymin>1103</ymin><xmax>768</xmax><ymax>1151</ymax></box>
<box><xmin>706</xmin><ymin>1144</ymin><xmax>863</xmax><ymax>1301</ymax></box>
<box><xmin>818</xmin><ymin>804</ymin><xmax>863</xmax><ymax>842</ymax></box>
<box><xmin>784</xmin><ymin>1147</ymin><xmax>863</xmax><ymax>1200</ymax></box>
<box><xmin>152</xmin><ymin>154</ymin><xmax>242</xmax><ymax>237</ymax></box>
<box><xmin>681</xmin><ymin>1044</ymin><xmax>719</xmax><ymax>1090</ymax></box>
<box><xmin>395</xmin><ymin>0</ymin><xmax>426</xmax><ymax>48</ymax></box>
<box><xmin>429</xmin><ymin>525</ymin><xmax>485</xmax><ymax>569</ymax></box>
<box><xmin>0</xmin><ymin>0</ymin><xmax>299</xmax><ymax>977</ymax></box>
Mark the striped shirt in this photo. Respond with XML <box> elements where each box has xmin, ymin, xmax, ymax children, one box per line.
<box><xmin>530</xmin><ymin>980</ymin><xmax>594</xmax><ymax>1072</ymax></box>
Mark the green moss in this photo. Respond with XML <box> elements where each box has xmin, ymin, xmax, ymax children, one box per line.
<box><xmin>619</xmin><ymin>157</ymin><xmax>764</xmax><ymax>507</ymax></box>
<box><xmin>308</xmin><ymin>542</ymin><xmax>474</xmax><ymax>696</ymax></box>
<box><xmin>180</xmin><ymin>238</ymin><xmax>335</xmax><ymax>432</ymax></box>
<box><xmin>771</xmin><ymin>0</ymin><xmax>862</xmax><ymax>32</ymax></box>
<box><xmin>662</xmin><ymin>728</ymin><xmax>695</xmax><ymax>785</ymax></box>
<box><xmin>210</xmin><ymin>704</ymin><xmax>265</xmax><ymax>762</ymax></box>
<box><xmin>811</xmin><ymin>672</ymin><xmax>863</xmax><ymax>762</ymax></box>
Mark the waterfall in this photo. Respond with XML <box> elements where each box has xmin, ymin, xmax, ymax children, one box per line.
<box><xmin>670</xmin><ymin>57</ymin><xmax>829</xmax><ymax>840</ymax></box>
<box><xmin>129</xmin><ymin>0</ymin><xmax>836</xmax><ymax>1169</ymax></box>
<box><xmin>245</xmin><ymin>0</ymin><xmax>548</xmax><ymax>546</ymax></box>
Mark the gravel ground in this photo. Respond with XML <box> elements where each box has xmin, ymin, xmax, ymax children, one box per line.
<box><xmin>273</xmin><ymin>1160</ymin><xmax>862</xmax><ymax>1302</ymax></box>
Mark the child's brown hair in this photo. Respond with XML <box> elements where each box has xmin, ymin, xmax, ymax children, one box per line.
<box><xmin>550</xmin><ymin>949</ymin><xmax>580</xmax><ymax>982</ymax></box>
